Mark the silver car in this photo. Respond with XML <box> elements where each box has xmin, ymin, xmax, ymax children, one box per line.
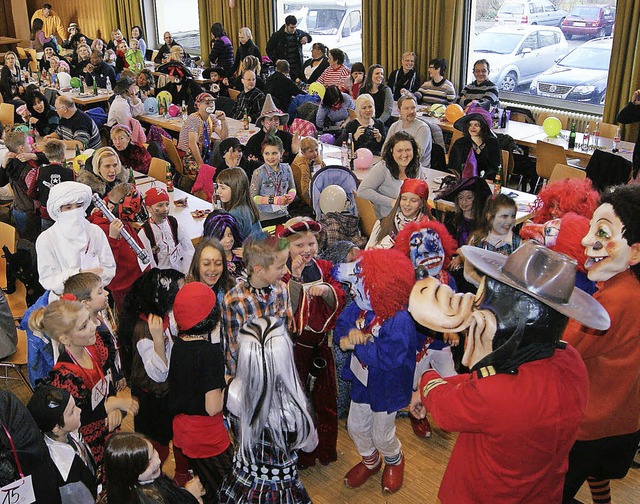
<box><xmin>496</xmin><ymin>0</ymin><xmax>568</xmax><ymax>26</ymax></box>
<box><xmin>472</xmin><ymin>25</ymin><xmax>569</xmax><ymax>91</ymax></box>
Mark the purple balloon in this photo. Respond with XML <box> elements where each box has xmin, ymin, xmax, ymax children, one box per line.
<box><xmin>319</xmin><ymin>133</ymin><xmax>335</xmax><ymax>145</ymax></box>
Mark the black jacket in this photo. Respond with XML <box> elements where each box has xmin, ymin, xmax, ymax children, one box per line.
<box><xmin>300</xmin><ymin>57</ymin><xmax>329</xmax><ymax>84</ymax></box>
<box><xmin>448</xmin><ymin>136</ymin><xmax>501</xmax><ymax>180</ymax></box>
<box><xmin>264</xmin><ymin>71</ymin><xmax>304</xmax><ymax>112</ymax></box>
<box><xmin>84</xmin><ymin>61</ymin><xmax>117</xmax><ymax>89</ymax></box>
<box><xmin>265</xmin><ymin>26</ymin><xmax>311</xmax><ymax>78</ymax></box>
<box><xmin>230</xmin><ymin>39</ymin><xmax>262</xmax><ymax>77</ymax></box>
<box><xmin>617</xmin><ymin>101</ymin><xmax>640</xmax><ymax>177</ymax></box>
<box><xmin>154</xmin><ymin>40</ymin><xmax>180</xmax><ymax>64</ymax></box>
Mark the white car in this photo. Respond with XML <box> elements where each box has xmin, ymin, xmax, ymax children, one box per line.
<box><xmin>471</xmin><ymin>25</ymin><xmax>569</xmax><ymax>91</ymax></box>
<box><xmin>496</xmin><ymin>0</ymin><xmax>567</xmax><ymax>26</ymax></box>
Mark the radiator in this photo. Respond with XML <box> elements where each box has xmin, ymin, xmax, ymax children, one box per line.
<box><xmin>500</xmin><ymin>101</ymin><xmax>601</xmax><ymax>132</ymax></box>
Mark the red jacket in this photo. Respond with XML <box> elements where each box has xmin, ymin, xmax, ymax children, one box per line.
<box><xmin>420</xmin><ymin>346</ymin><xmax>588</xmax><ymax>504</ymax></box>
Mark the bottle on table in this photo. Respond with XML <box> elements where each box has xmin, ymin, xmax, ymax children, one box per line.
<box><xmin>165</xmin><ymin>162</ymin><xmax>174</xmax><ymax>192</ymax></box>
<box><xmin>80</xmin><ymin>76</ymin><xmax>86</xmax><ymax>94</ymax></box>
<box><xmin>612</xmin><ymin>126</ymin><xmax>621</xmax><ymax>153</ymax></box>
<box><xmin>93</xmin><ymin>78</ymin><xmax>98</xmax><ymax>96</ymax></box>
<box><xmin>181</xmin><ymin>100</ymin><xmax>188</xmax><ymax>120</ymax></box>
<box><xmin>582</xmin><ymin>124</ymin><xmax>590</xmax><ymax>151</ymax></box>
<box><xmin>568</xmin><ymin>122</ymin><xmax>577</xmax><ymax>150</ymax></box>
<box><xmin>341</xmin><ymin>141</ymin><xmax>348</xmax><ymax>167</ymax></box>
<box><xmin>158</xmin><ymin>98</ymin><xmax>166</xmax><ymax>116</ymax></box>
<box><xmin>494</xmin><ymin>169</ymin><xmax>502</xmax><ymax>195</ymax></box>
<box><xmin>593</xmin><ymin>122</ymin><xmax>600</xmax><ymax>148</ymax></box>
<box><xmin>106</xmin><ymin>78</ymin><xmax>112</xmax><ymax>93</ymax></box>
<box><xmin>500</xmin><ymin>108</ymin><xmax>508</xmax><ymax>128</ymax></box>
<box><xmin>128</xmin><ymin>167</ymin><xmax>135</xmax><ymax>183</ymax></box>
<box><xmin>243</xmin><ymin>108</ymin><xmax>249</xmax><ymax>130</ymax></box>
<box><xmin>492</xmin><ymin>107</ymin><xmax>499</xmax><ymax>129</ymax></box>
<box><xmin>75</xmin><ymin>144</ymin><xmax>81</xmax><ymax>157</ymax></box>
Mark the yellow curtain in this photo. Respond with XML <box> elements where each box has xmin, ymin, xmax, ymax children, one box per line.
<box><xmin>103</xmin><ymin>0</ymin><xmax>143</xmax><ymax>42</ymax></box>
<box><xmin>363</xmin><ymin>0</ymin><xmax>465</xmax><ymax>87</ymax></box>
<box><xmin>603</xmin><ymin>0</ymin><xmax>640</xmax><ymax>142</ymax></box>
<box><xmin>198</xmin><ymin>0</ymin><xmax>274</xmax><ymax>67</ymax></box>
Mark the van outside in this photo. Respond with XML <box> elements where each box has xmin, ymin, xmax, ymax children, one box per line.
<box><xmin>279</xmin><ymin>0</ymin><xmax>363</xmax><ymax>65</ymax></box>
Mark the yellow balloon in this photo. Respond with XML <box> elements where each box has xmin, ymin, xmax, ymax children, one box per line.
<box><xmin>308</xmin><ymin>82</ymin><xmax>325</xmax><ymax>99</ymax></box>
<box><xmin>73</xmin><ymin>154</ymin><xmax>89</xmax><ymax>173</ymax></box>
<box><xmin>445</xmin><ymin>104</ymin><xmax>465</xmax><ymax>124</ymax></box>
<box><xmin>542</xmin><ymin>116</ymin><xmax>562</xmax><ymax>138</ymax></box>
<box><xmin>156</xmin><ymin>90</ymin><xmax>173</xmax><ymax>105</ymax></box>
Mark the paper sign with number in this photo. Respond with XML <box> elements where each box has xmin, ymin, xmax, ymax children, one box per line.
<box><xmin>0</xmin><ymin>475</ymin><xmax>36</xmax><ymax>504</ymax></box>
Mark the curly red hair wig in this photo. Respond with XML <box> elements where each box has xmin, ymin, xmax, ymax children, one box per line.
<box><xmin>393</xmin><ymin>219</ymin><xmax>458</xmax><ymax>270</ymax></box>
<box><xmin>533</xmin><ymin>178</ymin><xmax>599</xmax><ymax>224</ymax></box>
<box><xmin>357</xmin><ymin>249</ymin><xmax>415</xmax><ymax>319</ymax></box>
<box><xmin>553</xmin><ymin>212</ymin><xmax>590</xmax><ymax>274</ymax></box>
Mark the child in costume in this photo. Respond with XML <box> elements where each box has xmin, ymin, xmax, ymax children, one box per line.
<box><xmin>469</xmin><ymin>193</ymin><xmax>520</xmax><ymax>255</ymax></box>
<box><xmin>277</xmin><ymin>217</ymin><xmax>346</xmax><ymax>467</ymax></box>
<box><xmin>562</xmin><ymin>185</ymin><xmax>640</xmax><ymax>504</ymax></box>
<box><xmin>138</xmin><ymin>187</ymin><xmax>195</xmax><ymax>274</ymax></box>
<box><xmin>333</xmin><ymin>248</ymin><xmax>417</xmax><ymax>493</ymax></box>
<box><xmin>186</xmin><ymin>237</ymin><xmax>236</xmax><ymax>307</ymax></box>
<box><xmin>393</xmin><ymin>219</ymin><xmax>459</xmax><ymax>438</ymax></box>
<box><xmin>216</xmin><ymin>166</ymin><xmax>263</xmax><ymax>240</ymax></box>
<box><xmin>409</xmin><ymin>242</ymin><xmax>609</xmax><ymax>504</ymax></box>
<box><xmin>531</xmin><ymin>177</ymin><xmax>599</xmax><ymax>224</ymax></box>
<box><xmin>219</xmin><ymin>316</ymin><xmax>318</xmax><ymax>503</ymax></box>
<box><xmin>203</xmin><ymin>209</ymin><xmax>245</xmax><ymax>279</ymax></box>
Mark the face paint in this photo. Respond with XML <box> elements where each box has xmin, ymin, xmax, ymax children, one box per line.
<box><xmin>205</xmin><ymin>106</ymin><xmax>215</xmax><ymax>114</ymax></box>
<box><xmin>409</xmin><ymin>229</ymin><xmax>445</xmax><ymax>277</ymax></box>
<box><xmin>332</xmin><ymin>259</ymin><xmax>372</xmax><ymax>311</ymax></box>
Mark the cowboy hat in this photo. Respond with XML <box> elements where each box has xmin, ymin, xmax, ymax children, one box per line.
<box><xmin>256</xmin><ymin>94</ymin><xmax>289</xmax><ymax>128</ymax></box>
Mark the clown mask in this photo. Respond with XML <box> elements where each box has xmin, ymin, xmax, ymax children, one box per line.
<box><xmin>409</xmin><ymin>228</ymin><xmax>445</xmax><ymax>278</ymax></box>
<box><xmin>521</xmin><ymin>218</ymin><xmax>561</xmax><ymax>247</ymax></box>
<box><xmin>583</xmin><ymin>203</ymin><xmax>638</xmax><ymax>282</ymax></box>
<box><xmin>332</xmin><ymin>259</ymin><xmax>372</xmax><ymax>311</ymax></box>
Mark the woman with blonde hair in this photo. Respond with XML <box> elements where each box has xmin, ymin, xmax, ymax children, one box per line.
<box><xmin>230</xmin><ymin>27</ymin><xmax>261</xmax><ymax>77</ymax></box>
<box><xmin>77</xmin><ymin>146</ymin><xmax>127</xmax><ymax>198</ymax></box>
<box><xmin>336</xmin><ymin>93</ymin><xmax>386</xmax><ymax>155</ymax></box>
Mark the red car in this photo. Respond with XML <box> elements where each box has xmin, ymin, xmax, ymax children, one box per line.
<box><xmin>561</xmin><ymin>4</ymin><xmax>615</xmax><ymax>39</ymax></box>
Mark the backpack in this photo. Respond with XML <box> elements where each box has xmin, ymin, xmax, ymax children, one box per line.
<box><xmin>141</xmin><ymin>216</ymin><xmax>179</xmax><ymax>264</ymax></box>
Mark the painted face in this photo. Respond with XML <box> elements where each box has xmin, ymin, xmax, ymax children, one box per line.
<box><xmin>262</xmin><ymin>116</ymin><xmax>280</xmax><ymax>134</ymax></box>
<box><xmin>60</xmin><ymin>396</ymin><xmax>82</xmax><ymax>433</ymax></box>
<box><xmin>65</xmin><ymin>308</ymin><xmax>97</xmax><ymax>348</ymax></box>
<box><xmin>399</xmin><ymin>99</ymin><xmax>417</xmax><ymax>122</ymax></box>
<box><xmin>359</xmin><ymin>100</ymin><xmax>374</xmax><ymax>119</ymax></box>
<box><xmin>547</xmin><ymin>199</ymin><xmax>564</xmax><ymax>220</ymax></box>
<box><xmin>111</xmin><ymin>131</ymin><xmax>130</xmax><ymax>151</ymax></box>
<box><xmin>457</xmin><ymin>190</ymin><xmax>475</xmax><ymax>214</ymax></box>
<box><xmin>216</xmin><ymin>182</ymin><xmax>232</xmax><ymax>203</ymax></box>
<box><xmin>392</xmin><ymin>140</ymin><xmax>414</xmax><ymax>169</ymax></box>
<box><xmin>522</xmin><ymin>218</ymin><xmax>561</xmax><ymax>247</ymax></box>
<box><xmin>399</xmin><ymin>191</ymin><xmax>422</xmax><ymax>220</ymax></box>
<box><xmin>238</xmin><ymin>31</ymin><xmax>249</xmax><ymax>45</ymax></box>
<box><xmin>255</xmin><ymin>250</ymin><xmax>289</xmax><ymax>286</ymax></box>
<box><xmin>372</xmin><ymin>67</ymin><xmax>384</xmax><ymax>85</ymax></box>
<box><xmin>582</xmin><ymin>203</ymin><xmax>635</xmax><ymax>282</ymax></box>
<box><xmin>262</xmin><ymin>145</ymin><xmax>282</xmax><ymax>168</ymax></box>
<box><xmin>491</xmin><ymin>205</ymin><xmax>516</xmax><ymax>236</ymax></box>
<box><xmin>138</xmin><ymin>442</ymin><xmax>162</xmax><ymax>482</ymax></box>
<box><xmin>289</xmin><ymin>232</ymin><xmax>318</xmax><ymax>266</ymax></box>
<box><xmin>332</xmin><ymin>259</ymin><xmax>372</xmax><ymax>311</ymax></box>
<box><xmin>86</xmin><ymin>284</ymin><xmax>109</xmax><ymax>313</ymax></box>
<box><xmin>198</xmin><ymin>97</ymin><xmax>215</xmax><ymax>115</ymax></box>
<box><xmin>409</xmin><ymin>228</ymin><xmax>445</xmax><ymax>277</ymax></box>
<box><xmin>149</xmin><ymin>201</ymin><xmax>170</xmax><ymax>222</ymax></box>
<box><xmin>402</xmin><ymin>54</ymin><xmax>415</xmax><ymax>72</ymax></box>
<box><xmin>198</xmin><ymin>246</ymin><xmax>224</xmax><ymax>287</ymax></box>
<box><xmin>44</xmin><ymin>47</ymin><xmax>54</xmax><ymax>58</ymax></box>
<box><xmin>242</xmin><ymin>71</ymin><xmax>256</xmax><ymax>91</ymax></box>
<box><xmin>98</xmin><ymin>155</ymin><xmax>120</xmax><ymax>182</ymax></box>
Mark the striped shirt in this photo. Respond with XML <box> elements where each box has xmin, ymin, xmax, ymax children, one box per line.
<box><xmin>56</xmin><ymin>109</ymin><xmax>102</xmax><ymax>149</ymax></box>
<box><xmin>414</xmin><ymin>78</ymin><xmax>457</xmax><ymax>105</ymax></box>
<box><xmin>459</xmin><ymin>79</ymin><xmax>499</xmax><ymax>110</ymax></box>
<box><xmin>317</xmin><ymin>65</ymin><xmax>351</xmax><ymax>90</ymax></box>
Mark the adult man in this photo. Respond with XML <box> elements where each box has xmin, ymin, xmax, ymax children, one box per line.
<box><xmin>264</xmin><ymin>60</ymin><xmax>304</xmax><ymax>112</ymax></box>
<box><xmin>458</xmin><ymin>58</ymin><xmax>498</xmax><ymax>111</ymax></box>
<box><xmin>266</xmin><ymin>15</ymin><xmax>311</xmax><ymax>81</ymax></box>
<box><xmin>387</xmin><ymin>51</ymin><xmax>421</xmax><ymax>101</ymax></box>
<box><xmin>562</xmin><ymin>185</ymin><xmax>640</xmax><ymax>503</ymax></box>
<box><xmin>46</xmin><ymin>95</ymin><xmax>101</xmax><ymax>150</ymax></box>
<box><xmin>107</xmin><ymin>77</ymin><xmax>145</xmax><ymax>127</ymax></box>
<box><xmin>384</xmin><ymin>95</ymin><xmax>432</xmax><ymax>167</ymax></box>
<box><xmin>413</xmin><ymin>58</ymin><xmax>457</xmax><ymax>106</ymax></box>
<box><xmin>231</xmin><ymin>70</ymin><xmax>265</xmax><ymax>121</ymax></box>
<box><xmin>154</xmin><ymin>32</ymin><xmax>180</xmax><ymax>64</ymax></box>
<box><xmin>83</xmin><ymin>50</ymin><xmax>117</xmax><ymax>89</ymax></box>
<box><xmin>409</xmin><ymin>242</ymin><xmax>610</xmax><ymax>504</ymax></box>
<box><xmin>31</xmin><ymin>3</ymin><xmax>66</xmax><ymax>44</ymax></box>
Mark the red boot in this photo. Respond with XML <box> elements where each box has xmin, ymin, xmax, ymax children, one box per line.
<box><xmin>344</xmin><ymin>460</ymin><xmax>382</xmax><ymax>488</ymax></box>
<box><xmin>382</xmin><ymin>454</ymin><xmax>405</xmax><ymax>493</ymax></box>
<box><xmin>410</xmin><ymin>415</ymin><xmax>432</xmax><ymax>438</ymax></box>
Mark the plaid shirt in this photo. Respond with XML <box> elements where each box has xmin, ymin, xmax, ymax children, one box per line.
<box><xmin>231</xmin><ymin>87</ymin><xmax>266</xmax><ymax>121</ymax></box>
<box><xmin>221</xmin><ymin>279</ymin><xmax>293</xmax><ymax>376</ymax></box>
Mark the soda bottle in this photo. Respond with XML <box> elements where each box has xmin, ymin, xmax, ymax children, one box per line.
<box><xmin>593</xmin><ymin>122</ymin><xmax>600</xmax><ymax>148</ymax></box>
<box><xmin>582</xmin><ymin>124</ymin><xmax>590</xmax><ymax>151</ymax></box>
<box><xmin>612</xmin><ymin>126</ymin><xmax>621</xmax><ymax>153</ymax></box>
<box><xmin>494</xmin><ymin>170</ymin><xmax>502</xmax><ymax>195</ymax></box>
<box><xmin>93</xmin><ymin>78</ymin><xmax>98</xmax><ymax>96</ymax></box>
<box><xmin>492</xmin><ymin>107</ymin><xmax>499</xmax><ymax>129</ymax></box>
<box><xmin>165</xmin><ymin>163</ymin><xmax>174</xmax><ymax>192</ymax></box>
<box><xmin>243</xmin><ymin>108</ymin><xmax>249</xmax><ymax>130</ymax></box>
<box><xmin>500</xmin><ymin>108</ymin><xmax>508</xmax><ymax>128</ymax></box>
<box><xmin>568</xmin><ymin>122</ymin><xmax>577</xmax><ymax>150</ymax></box>
<box><xmin>181</xmin><ymin>100</ymin><xmax>188</xmax><ymax>120</ymax></box>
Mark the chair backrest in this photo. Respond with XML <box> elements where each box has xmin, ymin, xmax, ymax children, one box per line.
<box><xmin>447</xmin><ymin>129</ymin><xmax>464</xmax><ymax>156</ymax></box>
<box><xmin>2</xmin><ymin>330</ymin><xmax>28</xmax><ymax>366</ymax></box>
<box><xmin>536</xmin><ymin>140</ymin><xmax>568</xmax><ymax>180</ymax></box>
<box><xmin>549</xmin><ymin>163</ymin><xmax>586</xmax><ymax>184</ymax></box>
<box><xmin>0</xmin><ymin>103</ymin><xmax>15</xmax><ymax>126</ymax></box>
<box><xmin>228</xmin><ymin>88</ymin><xmax>241</xmax><ymax>101</ymax></box>
<box><xmin>588</xmin><ymin>121</ymin><xmax>618</xmax><ymax>139</ymax></box>
<box><xmin>161</xmin><ymin>136</ymin><xmax>184</xmax><ymax>175</ymax></box>
<box><xmin>500</xmin><ymin>149</ymin><xmax>511</xmax><ymax>180</ymax></box>
<box><xmin>353</xmin><ymin>191</ymin><xmax>377</xmax><ymax>237</ymax></box>
<box><xmin>0</xmin><ymin>222</ymin><xmax>17</xmax><ymax>290</ymax></box>
<box><xmin>535</xmin><ymin>112</ymin><xmax>568</xmax><ymax>130</ymax></box>
<box><xmin>148</xmin><ymin>157</ymin><xmax>168</xmax><ymax>183</ymax></box>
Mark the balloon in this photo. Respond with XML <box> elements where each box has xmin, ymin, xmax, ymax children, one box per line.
<box><xmin>144</xmin><ymin>97</ymin><xmax>158</xmax><ymax>115</ymax></box>
<box><xmin>445</xmin><ymin>104</ymin><xmax>465</xmax><ymax>124</ymax></box>
<box><xmin>168</xmin><ymin>104</ymin><xmax>180</xmax><ymax>117</ymax></box>
<box><xmin>72</xmin><ymin>154</ymin><xmax>90</xmax><ymax>173</ymax></box>
<box><xmin>70</xmin><ymin>77</ymin><xmax>82</xmax><ymax>89</ymax></box>
<box><xmin>57</xmin><ymin>72</ymin><xmax>71</xmax><ymax>89</ymax></box>
<box><xmin>13</xmin><ymin>124</ymin><xmax>29</xmax><ymax>134</ymax></box>
<box><xmin>319</xmin><ymin>185</ymin><xmax>348</xmax><ymax>214</ymax></box>
<box><xmin>319</xmin><ymin>133</ymin><xmax>335</xmax><ymax>145</ymax></box>
<box><xmin>542</xmin><ymin>116</ymin><xmax>562</xmax><ymax>138</ymax></box>
<box><xmin>156</xmin><ymin>90</ymin><xmax>173</xmax><ymax>106</ymax></box>
<box><xmin>354</xmin><ymin>148</ymin><xmax>374</xmax><ymax>170</ymax></box>
<box><xmin>308</xmin><ymin>82</ymin><xmax>325</xmax><ymax>99</ymax></box>
<box><xmin>430</xmin><ymin>103</ymin><xmax>446</xmax><ymax>118</ymax></box>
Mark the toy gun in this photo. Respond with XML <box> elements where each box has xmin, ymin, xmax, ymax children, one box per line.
<box><xmin>91</xmin><ymin>194</ymin><xmax>150</xmax><ymax>264</ymax></box>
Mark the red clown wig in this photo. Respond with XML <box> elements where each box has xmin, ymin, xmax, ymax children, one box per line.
<box><xmin>393</xmin><ymin>219</ymin><xmax>458</xmax><ymax>270</ymax></box>
<box><xmin>552</xmin><ymin>212</ymin><xmax>591</xmax><ymax>274</ymax></box>
<box><xmin>357</xmin><ymin>248</ymin><xmax>415</xmax><ymax>319</ymax></box>
<box><xmin>533</xmin><ymin>178</ymin><xmax>599</xmax><ymax>223</ymax></box>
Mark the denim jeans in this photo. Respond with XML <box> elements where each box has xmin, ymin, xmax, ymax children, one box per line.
<box><xmin>11</xmin><ymin>209</ymin><xmax>27</xmax><ymax>236</ymax></box>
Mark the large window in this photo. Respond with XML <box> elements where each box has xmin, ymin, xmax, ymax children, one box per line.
<box><xmin>154</xmin><ymin>0</ymin><xmax>200</xmax><ymax>56</ymax></box>
<box><xmin>468</xmin><ymin>0</ymin><xmax>617</xmax><ymax>113</ymax></box>
<box><xmin>275</xmin><ymin>0</ymin><xmax>363</xmax><ymax>65</ymax></box>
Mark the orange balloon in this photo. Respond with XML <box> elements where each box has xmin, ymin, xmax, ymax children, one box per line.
<box><xmin>445</xmin><ymin>104</ymin><xmax>465</xmax><ymax>124</ymax></box>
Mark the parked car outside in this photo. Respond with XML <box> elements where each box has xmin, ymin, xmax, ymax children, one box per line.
<box><xmin>529</xmin><ymin>37</ymin><xmax>612</xmax><ymax>105</ymax></box>
<box><xmin>560</xmin><ymin>4</ymin><xmax>615</xmax><ymax>39</ymax></box>
<box><xmin>495</xmin><ymin>0</ymin><xmax>568</xmax><ymax>26</ymax></box>
<box><xmin>471</xmin><ymin>25</ymin><xmax>568</xmax><ymax>92</ymax></box>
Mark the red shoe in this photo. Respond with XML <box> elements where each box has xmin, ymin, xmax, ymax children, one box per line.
<box><xmin>382</xmin><ymin>455</ymin><xmax>405</xmax><ymax>493</ymax></box>
<box><xmin>344</xmin><ymin>460</ymin><xmax>381</xmax><ymax>488</ymax></box>
<box><xmin>410</xmin><ymin>415</ymin><xmax>432</xmax><ymax>438</ymax></box>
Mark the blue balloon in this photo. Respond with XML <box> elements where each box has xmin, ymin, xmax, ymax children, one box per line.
<box><xmin>144</xmin><ymin>97</ymin><xmax>158</xmax><ymax>115</ymax></box>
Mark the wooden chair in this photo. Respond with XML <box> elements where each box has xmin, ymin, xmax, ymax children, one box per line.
<box><xmin>535</xmin><ymin>140</ymin><xmax>568</xmax><ymax>192</ymax></box>
<box><xmin>0</xmin><ymin>222</ymin><xmax>16</xmax><ymax>290</ymax></box>
<box><xmin>228</xmin><ymin>88</ymin><xmax>241</xmax><ymax>101</ymax></box>
<box><xmin>0</xmin><ymin>103</ymin><xmax>15</xmax><ymax>126</ymax></box>
<box><xmin>148</xmin><ymin>157</ymin><xmax>168</xmax><ymax>183</ymax></box>
<box><xmin>446</xmin><ymin>129</ymin><xmax>464</xmax><ymax>163</ymax></box>
<box><xmin>348</xmin><ymin>109</ymin><xmax>357</xmax><ymax>121</ymax></box>
<box><xmin>535</xmin><ymin>112</ymin><xmax>568</xmax><ymax>130</ymax></box>
<box><xmin>353</xmin><ymin>191</ymin><xmax>378</xmax><ymax>237</ymax></box>
<box><xmin>0</xmin><ymin>330</ymin><xmax>32</xmax><ymax>392</ymax></box>
<box><xmin>161</xmin><ymin>136</ymin><xmax>184</xmax><ymax>175</ymax></box>
<box><xmin>151</xmin><ymin>50</ymin><xmax>159</xmax><ymax>63</ymax></box>
<box><xmin>549</xmin><ymin>163</ymin><xmax>586</xmax><ymax>184</ymax></box>
<box><xmin>588</xmin><ymin>121</ymin><xmax>618</xmax><ymax>139</ymax></box>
